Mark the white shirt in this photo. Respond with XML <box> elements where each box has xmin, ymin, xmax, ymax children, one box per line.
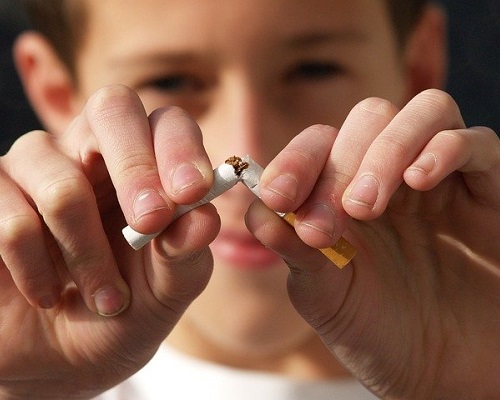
<box><xmin>95</xmin><ymin>345</ymin><xmax>379</xmax><ymax>399</ymax></box>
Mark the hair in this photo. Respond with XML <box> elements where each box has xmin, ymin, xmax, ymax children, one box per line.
<box><xmin>22</xmin><ymin>0</ymin><xmax>426</xmax><ymax>74</ymax></box>
<box><xmin>388</xmin><ymin>0</ymin><xmax>427</xmax><ymax>46</ymax></box>
<box><xmin>22</xmin><ymin>0</ymin><xmax>87</xmax><ymax>76</ymax></box>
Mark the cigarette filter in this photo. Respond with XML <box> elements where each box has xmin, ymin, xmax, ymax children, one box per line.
<box><xmin>123</xmin><ymin>163</ymin><xmax>239</xmax><ymax>250</ymax></box>
<box><xmin>239</xmin><ymin>156</ymin><xmax>356</xmax><ymax>269</ymax></box>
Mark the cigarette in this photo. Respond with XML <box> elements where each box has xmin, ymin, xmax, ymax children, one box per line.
<box><xmin>122</xmin><ymin>162</ymin><xmax>239</xmax><ymax>250</ymax></box>
<box><xmin>239</xmin><ymin>156</ymin><xmax>356</xmax><ymax>269</ymax></box>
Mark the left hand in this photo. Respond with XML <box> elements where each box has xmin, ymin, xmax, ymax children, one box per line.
<box><xmin>245</xmin><ymin>89</ymin><xmax>500</xmax><ymax>399</ymax></box>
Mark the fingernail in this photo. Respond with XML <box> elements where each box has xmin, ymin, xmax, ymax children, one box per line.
<box><xmin>133</xmin><ymin>189</ymin><xmax>167</xmax><ymax>222</ymax></box>
<box><xmin>347</xmin><ymin>174</ymin><xmax>379</xmax><ymax>209</ymax></box>
<box><xmin>171</xmin><ymin>163</ymin><xmax>204</xmax><ymax>194</ymax></box>
<box><xmin>408</xmin><ymin>153</ymin><xmax>437</xmax><ymax>175</ymax></box>
<box><xmin>301</xmin><ymin>204</ymin><xmax>336</xmax><ymax>238</ymax></box>
<box><xmin>267</xmin><ymin>174</ymin><xmax>298</xmax><ymax>201</ymax></box>
<box><xmin>93</xmin><ymin>286</ymin><xmax>128</xmax><ymax>317</ymax></box>
<box><xmin>38</xmin><ymin>292</ymin><xmax>59</xmax><ymax>309</ymax></box>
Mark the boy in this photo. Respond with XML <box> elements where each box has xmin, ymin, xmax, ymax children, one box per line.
<box><xmin>0</xmin><ymin>0</ymin><xmax>499</xmax><ymax>398</ymax></box>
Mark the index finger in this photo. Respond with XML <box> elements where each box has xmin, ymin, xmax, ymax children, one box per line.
<box><xmin>84</xmin><ymin>85</ymin><xmax>212</xmax><ymax>234</ymax></box>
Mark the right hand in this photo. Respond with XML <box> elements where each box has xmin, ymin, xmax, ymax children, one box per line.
<box><xmin>0</xmin><ymin>85</ymin><xmax>218</xmax><ymax>398</ymax></box>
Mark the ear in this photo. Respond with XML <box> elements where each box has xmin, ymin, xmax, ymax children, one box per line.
<box><xmin>13</xmin><ymin>31</ymin><xmax>78</xmax><ymax>135</ymax></box>
<box><xmin>402</xmin><ymin>4</ymin><xmax>448</xmax><ymax>100</ymax></box>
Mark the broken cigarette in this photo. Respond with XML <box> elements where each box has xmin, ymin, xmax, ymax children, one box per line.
<box><xmin>123</xmin><ymin>155</ymin><xmax>356</xmax><ymax>269</ymax></box>
<box><xmin>122</xmin><ymin>162</ymin><xmax>239</xmax><ymax>250</ymax></box>
<box><xmin>238</xmin><ymin>156</ymin><xmax>356</xmax><ymax>269</ymax></box>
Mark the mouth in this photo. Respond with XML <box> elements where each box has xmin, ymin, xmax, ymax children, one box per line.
<box><xmin>210</xmin><ymin>229</ymin><xmax>283</xmax><ymax>270</ymax></box>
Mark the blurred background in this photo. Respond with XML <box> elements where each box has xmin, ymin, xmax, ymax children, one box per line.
<box><xmin>1</xmin><ymin>0</ymin><xmax>499</xmax><ymax>153</ymax></box>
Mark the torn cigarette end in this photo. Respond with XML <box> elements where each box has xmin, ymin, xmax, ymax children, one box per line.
<box><xmin>225</xmin><ymin>155</ymin><xmax>249</xmax><ymax>176</ymax></box>
<box><xmin>239</xmin><ymin>155</ymin><xmax>356</xmax><ymax>269</ymax></box>
<box><xmin>281</xmin><ymin>212</ymin><xmax>356</xmax><ymax>269</ymax></box>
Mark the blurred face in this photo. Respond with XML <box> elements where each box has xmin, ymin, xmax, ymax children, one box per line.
<box><xmin>74</xmin><ymin>0</ymin><xmax>407</xmax><ymax>372</ymax></box>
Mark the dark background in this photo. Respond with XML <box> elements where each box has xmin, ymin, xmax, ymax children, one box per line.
<box><xmin>1</xmin><ymin>0</ymin><xmax>499</xmax><ymax>154</ymax></box>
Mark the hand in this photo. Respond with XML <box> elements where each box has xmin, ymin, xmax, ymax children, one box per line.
<box><xmin>246</xmin><ymin>89</ymin><xmax>500</xmax><ymax>399</ymax></box>
<box><xmin>0</xmin><ymin>85</ymin><xmax>218</xmax><ymax>398</ymax></box>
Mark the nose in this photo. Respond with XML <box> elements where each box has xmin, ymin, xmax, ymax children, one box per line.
<box><xmin>199</xmin><ymin>72</ymin><xmax>285</xmax><ymax>167</ymax></box>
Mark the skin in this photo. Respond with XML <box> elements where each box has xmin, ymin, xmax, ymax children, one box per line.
<box><xmin>0</xmin><ymin>0</ymin><xmax>499</xmax><ymax>398</ymax></box>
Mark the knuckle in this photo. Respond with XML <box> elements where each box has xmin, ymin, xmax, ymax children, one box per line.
<box><xmin>305</xmin><ymin>123</ymin><xmax>337</xmax><ymax>137</ymax></box>
<box><xmin>18</xmin><ymin>264</ymin><xmax>54</xmax><ymax>294</ymax></box>
<box><xmin>87</xmin><ymin>84</ymin><xmax>141</xmax><ymax>121</ymax></box>
<box><xmin>67</xmin><ymin>250</ymin><xmax>110</xmax><ymax>274</ymax></box>
<box><xmin>150</xmin><ymin>106</ymin><xmax>202</xmax><ymax>146</ymax></box>
<box><xmin>37</xmin><ymin>173</ymin><xmax>93</xmax><ymax>219</ymax></box>
<box><xmin>324</xmin><ymin>168</ymin><xmax>353</xmax><ymax>189</ymax></box>
<box><xmin>150</xmin><ymin>248</ymin><xmax>212</xmax><ymax>308</ymax></box>
<box><xmin>113</xmin><ymin>150</ymin><xmax>158</xmax><ymax>181</ymax></box>
<box><xmin>285</xmin><ymin>145</ymin><xmax>318</xmax><ymax>168</ymax></box>
<box><xmin>159</xmin><ymin>105</ymin><xmax>192</xmax><ymax>120</ymax></box>
<box><xmin>376</xmin><ymin>133</ymin><xmax>409</xmax><ymax>161</ymax></box>
<box><xmin>283</xmin><ymin>124</ymin><xmax>336</xmax><ymax>168</ymax></box>
<box><xmin>4</xmin><ymin>130</ymin><xmax>52</xmax><ymax>157</ymax></box>
<box><xmin>436</xmin><ymin>129</ymin><xmax>469</xmax><ymax>146</ymax></box>
<box><xmin>417</xmin><ymin>88</ymin><xmax>460</xmax><ymax>117</ymax></box>
<box><xmin>474</xmin><ymin>126</ymin><xmax>500</xmax><ymax>144</ymax></box>
<box><xmin>0</xmin><ymin>213</ymin><xmax>40</xmax><ymax>250</ymax></box>
<box><xmin>355</xmin><ymin>97</ymin><xmax>399</xmax><ymax>119</ymax></box>
<box><xmin>169</xmin><ymin>248</ymin><xmax>207</xmax><ymax>267</ymax></box>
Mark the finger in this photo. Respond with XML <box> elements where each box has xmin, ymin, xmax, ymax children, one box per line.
<box><xmin>245</xmin><ymin>199</ymin><xmax>353</xmax><ymax>299</ymax></box>
<box><xmin>141</xmin><ymin>204</ymin><xmax>220</xmax><ymax>310</ymax></box>
<box><xmin>85</xmin><ymin>86</ymin><xmax>212</xmax><ymax>235</ymax></box>
<box><xmin>0</xmin><ymin>154</ymin><xmax>61</xmax><ymax>309</ymax></box>
<box><xmin>246</xmin><ymin>199</ymin><xmax>360</xmax><ymax>348</ymax></box>
<box><xmin>4</xmin><ymin>132</ymin><xmax>130</xmax><ymax>316</ymax></box>
<box><xmin>84</xmin><ymin>85</ymin><xmax>169</xmax><ymax>234</ymax></box>
<box><xmin>262</xmin><ymin>98</ymin><xmax>398</xmax><ymax>248</ymax></box>
<box><xmin>295</xmin><ymin>98</ymin><xmax>400</xmax><ymax>247</ymax></box>
<box><xmin>343</xmin><ymin>89</ymin><xmax>466</xmax><ymax>220</ymax></box>
<box><xmin>404</xmin><ymin>127</ymin><xmax>500</xmax><ymax>206</ymax></box>
<box><xmin>150</xmin><ymin>107</ymin><xmax>213</xmax><ymax>205</ymax></box>
<box><xmin>260</xmin><ymin>124</ymin><xmax>338</xmax><ymax>211</ymax></box>
<box><xmin>245</xmin><ymin>199</ymin><xmax>334</xmax><ymax>269</ymax></box>
<box><xmin>259</xmin><ymin>125</ymin><xmax>339</xmax><ymax>247</ymax></box>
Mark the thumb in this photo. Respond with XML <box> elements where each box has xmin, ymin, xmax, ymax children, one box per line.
<box><xmin>128</xmin><ymin>204</ymin><xmax>219</xmax><ymax>323</ymax></box>
<box><xmin>245</xmin><ymin>199</ymin><xmax>353</xmax><ymax>333</ymax></box>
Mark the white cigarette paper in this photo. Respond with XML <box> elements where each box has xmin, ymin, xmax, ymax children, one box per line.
<box><xmin>123</xmin><ymin>163</ymin><xmax>239</xmax><ymax>250</ymax></box>
<box><xmin>240</xmin><ymin>156</ymin><xmax>356</xmax><ymax>269</ymax></box>
<box><xmin>239</xmin><ymin>156</ymin><xmax>264</xmax><ymax>199</ymax></box>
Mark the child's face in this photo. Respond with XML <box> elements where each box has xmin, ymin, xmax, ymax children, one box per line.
<box><xmin>74</xmin><ymin>0</ymin><xmax>407</xmax><ymax>361</ymax></box>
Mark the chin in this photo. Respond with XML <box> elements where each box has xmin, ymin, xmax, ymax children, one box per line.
<box><xmin>176</xmin><ymin>265</ymin><xmax>315</xmax><ymax>360</ymax></box>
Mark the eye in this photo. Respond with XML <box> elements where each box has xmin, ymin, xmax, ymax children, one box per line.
<box><xmin>149</xmin><ymin>73</ymin><xmax>206</xmax><ymax>94</ymax></box>
<box><xmin>286</xmin><ymin>61</ymin><xmax>344</xmax><ymax>83</ymax></box>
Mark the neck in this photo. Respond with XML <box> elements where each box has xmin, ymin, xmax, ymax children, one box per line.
<box><xmin>166</xmin><ymin>320</ymin><xmax>351</xmax><ymax>380</ymax></box>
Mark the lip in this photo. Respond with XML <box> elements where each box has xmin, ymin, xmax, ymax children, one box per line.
<box><xmin>210</xmin><ymin>229</ymin><xmax>283</xmax><ymax>270</ymax></box>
